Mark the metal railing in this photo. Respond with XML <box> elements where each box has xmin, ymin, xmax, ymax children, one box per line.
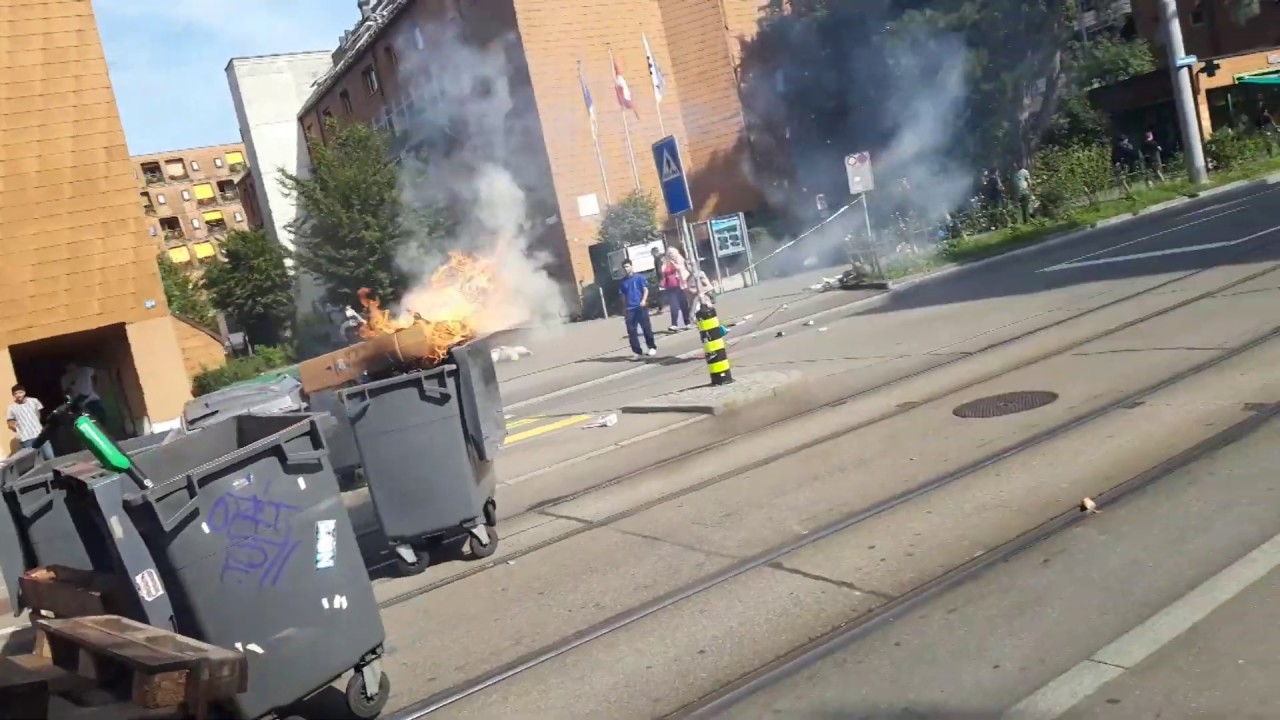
<box><xmin>219</xmin><ymin>191</ymin><xmax>239</xmax><ymax>202</ymax></box>
<box><xmin>162</xmin><ymin>229</ymin><xmax>185</xmax><ymax>241</ymax></box>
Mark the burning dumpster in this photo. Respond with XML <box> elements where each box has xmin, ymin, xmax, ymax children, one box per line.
<box><xmin>297</xmin><ymin>253</ymin><xmax>507</xmax><ymax>575</ymax></box>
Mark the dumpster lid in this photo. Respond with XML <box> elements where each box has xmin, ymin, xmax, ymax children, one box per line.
<box><xmin>183</xmin><ymin>376</ymin><xmax>303</xmax><ymax>430</ymax></box>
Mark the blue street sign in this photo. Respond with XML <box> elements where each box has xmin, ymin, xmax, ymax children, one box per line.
<box><xmin>652</xmin><ymin>135</ymin><xmax>693</xmax><ymax>216</ymax></box>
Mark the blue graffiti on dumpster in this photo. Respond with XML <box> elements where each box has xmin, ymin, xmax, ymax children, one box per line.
<box><xmin>207</xmin><ymin>475</ymin><xmax>302</xmax><ymax>587</ymax></box>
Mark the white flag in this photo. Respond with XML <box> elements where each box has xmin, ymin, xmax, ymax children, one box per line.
<box><xmin>642</xmin><ymin>34</ymin><xmax>665</xmax><ymax>103</ymax></box>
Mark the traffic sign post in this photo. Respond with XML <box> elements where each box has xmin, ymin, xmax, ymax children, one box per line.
<box><xmin>652</xmin><ymin>136</ymin><xmax>693</xmax><ymax>216</ymax></box>
<box><xmin>652</xmin><ymin>135</ymin><xmax>700</xmax><ymax>281</ymax></box>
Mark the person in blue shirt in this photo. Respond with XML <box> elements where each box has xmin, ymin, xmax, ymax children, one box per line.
<box><xmin>619</xmin><ymin>259</ymin><xmax>657</xmax><ymax>359</ymax></box>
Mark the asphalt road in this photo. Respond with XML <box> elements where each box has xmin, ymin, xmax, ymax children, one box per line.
<box><xmin>310</xmin><ymin>176</ymin><xmax>1280</xmax><ymax>720</ymax></box>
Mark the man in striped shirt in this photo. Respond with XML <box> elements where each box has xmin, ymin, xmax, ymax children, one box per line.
<box><xmin>6</xmin><ymin>384</ymin><xmax>52</xmax><ymax>460</ymax></box>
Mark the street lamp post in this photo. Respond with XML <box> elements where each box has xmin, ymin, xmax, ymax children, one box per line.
<box><xmin>1160</xmin><ymin>0</ymin><xmax>1209</xmax><ymax>185</ymax></box>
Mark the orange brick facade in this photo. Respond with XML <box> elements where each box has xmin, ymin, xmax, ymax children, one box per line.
<box><xmin>299</xmin><ymin>0</ymin><xmax>767</xmax><ymax>296</ymax></box>
<box><xmin>131</xmin><ymin>143</ymin><xmax>253</xmax><ymax>266</ymax></box>
<box><xmin>1</xmin><ymin>0</ymin><xmax>192</xmax><ymax>453</ymax></box>
<box><xmin>1131</xmin><ymin>0</ymin><xmax>1280</xmax><ymax>60</ymax></box>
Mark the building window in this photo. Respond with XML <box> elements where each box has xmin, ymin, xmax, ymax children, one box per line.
<box><xmin>234</xmin><ymin>211</ymin><xmax>244</xmax><ymax>223</ymax></box>
<box><xmin>156</xmin><ymin>193</ymin><xmax>167</xmax><ymax>205</ymax></box>
<box><xmin>191</xmin><ymin>217</ymin><xmax>201</xmax><ymax>229</ymax></box>
<box><xmin>225</xmin><ymin>151</ymin><xmax>246</xmax><ymax>173</ymax></box>
<box><xmin>384</xmin><ymin>45</ymin><xmax>397</xmax><ymax>68</ymax></box>
<box><xmin>362</xmin><ymin>65</ymin><xmax>380</xmax><ymax>95</ymax></box>
<box><xmin>141</xmin><ymin>161</ymin><xmax>163</xmax><ymax>185</ymax></box>
<box><xmin>214</xmin><ymin>157</ymin><xmax>224</xmax><ymax>168</ymax></box>
<box><xmin>190</xmin><ymin>160</ymin><xmax>200</xmax><ymax>171</ymax></box>
<box><xmin>1190</xmin><ymin>1</ymin><xmax>1205</xmax><ymax>25</ymax></box>
<box><xmin>413</xmin><ymin>25</ymin><xmax>425</xmax><ymax>50</ymax></box>
<box><xmin>340</xmin><ymin>89</ymin><xmax>353</xmax><ymax>115</ymax></box>
<box><xmin>322</xmin><ymin>107</ymin><xmax>334</xmax><ymax>125</ymax></box>
<box><xmin>181</xmin><ymin>189</ymin><xmax>192</xmax><ymax>201</ymax></box>
<box><xmin>149</xmin><ymin>226</ymin><xmax>158</xmax><ymax>237</ymax></box>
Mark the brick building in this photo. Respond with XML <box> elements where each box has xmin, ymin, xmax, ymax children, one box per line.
<box><xmin>1</xmin><ymin>0</ymin><xmax>193</xmax><ymax>454</ymax></box>
<box><xmin>296</xmin><ymin>0</ymin><xmax>766</xmax><ymax>297</ymax></box>
<box><xmin>1093</xmin><ymin>0</ymin><xmax>1280</xmax><ymax>140</ymax></box>
<box><xmin>132</xmin><ymin>143</ymin><xmax>253</xmax><ymax>266</ymax></box>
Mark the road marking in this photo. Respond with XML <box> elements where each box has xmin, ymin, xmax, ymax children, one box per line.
<box><xmin>1041</xmin><ymin>221</ymin><xmax>1280</xmax><ymax>273</ymax></box>
<box><xmin>1003</xmin><ymin>529</ymin><xmax>1280</xmax><ymax>719</ymax></box>
<box><xmin>505</xmin><ymin>417</ymin><xmax>543</xmax><ymax>430</ymax></box>
<box><xmin>504</xmin><ymin>414</ymin><xmax>592</xmax><ymax>445</ymax></box>
<box><xmin>1038</xmin><ymin>208</ymin><xmax>1245</xmax><ymax>272</ymax></box>
<box><xmin>503</xmin><ymin>416</ymin><xmax>708</xmax><ymax>486</ymax></box>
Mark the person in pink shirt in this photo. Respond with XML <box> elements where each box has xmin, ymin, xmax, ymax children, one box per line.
<box><xmin>660</xmin><ymin>247</ymin><xmax>693</xmax><ymax>331</ymax></box>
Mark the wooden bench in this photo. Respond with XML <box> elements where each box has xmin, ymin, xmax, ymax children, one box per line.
<box><xmin>0</xmin><ymin>615</ymin><xmax>248</xmax><ymax>720</ymax></box>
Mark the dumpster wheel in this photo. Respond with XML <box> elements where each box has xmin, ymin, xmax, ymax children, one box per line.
<box><xmin>468</xmin><ymin>524</ymin><xmax>499</xmax><ymax>559</ymax></box>
<box><xmin>393</xmin><ymin>543</ymin><xmax>429</xmax><ymax>576</ymax></box>
<box><xmin>345</xmin><ymin>668</ymin><xmax>391</xmax><ymax>719</ymax></box>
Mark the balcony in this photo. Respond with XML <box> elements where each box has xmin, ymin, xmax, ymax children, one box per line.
<box><xmin>219</xmin><ymin>191</ymin><xmax>240</xmax><ymax>202</ymax></box>
<box><xmin>143</xmin><ymin>204</ymin><xmax>157</xmax><ymax>217</ymax></box>
<box><xmin>143</xmin><ymin>173</ymin><xmax>165</xmax><ymax>186</ymax></box>
<box><xmin>163</xmin><ymin>229</ymin><xmax>186</xmax><ymax>242</ymax></box>
<box><xmin>228</xmin><ymin>163</ymin><xmax>246</xmax><ymax>175</ymax></box>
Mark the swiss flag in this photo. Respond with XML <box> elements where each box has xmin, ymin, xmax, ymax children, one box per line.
<box><xmin>614</xmin><ymin>57</ymin><xmax>638</xmax><ymax>117</ymax></box>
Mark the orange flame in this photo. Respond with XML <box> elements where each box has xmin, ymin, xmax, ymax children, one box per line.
<box><xmin>357</xmin><ymin>251</ymin><xmax>495</xmax><ymax>365</ymax></box>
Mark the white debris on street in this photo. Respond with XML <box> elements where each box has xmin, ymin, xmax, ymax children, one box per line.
<box><xmin>583</xmin><ymin>413</ymin><xmax>619</xmax><ymax>429</ymax></box>
<box><xmin>491</xmin><ymin>345</ymin><xmax>533</xmax><ymax>363</ymax></box>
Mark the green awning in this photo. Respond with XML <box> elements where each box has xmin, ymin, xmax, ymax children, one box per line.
<box><xmin>1236</xmin><ymin>70</ymin><xmax>1280</xmax><ymax>85</ymax></box>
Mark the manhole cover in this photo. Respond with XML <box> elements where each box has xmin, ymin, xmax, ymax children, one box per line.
<box><xmin>953</xmin><ymin>391</ymin><xmax>1059</xmax><ymax>419</ymax></box>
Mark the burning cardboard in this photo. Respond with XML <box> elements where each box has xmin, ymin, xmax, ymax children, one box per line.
<box><xmin>299</xmin><ymin>251</ymin><xmax>500</xmax><ymax>393</ymax></box>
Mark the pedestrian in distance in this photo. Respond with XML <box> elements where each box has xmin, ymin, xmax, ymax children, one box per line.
<box><xmin>1141</xmin><ymin>130</ymin><xmax>1165</xmax><ymax>186</ymax></box>
<box><xmin>7</xmin><ymin>384</ymin><xmax>53</xmax><ymax>460</ymax></box>
<box><xmin>1112</xmin><ymin>135</ymin><xmax>1140</xmax><ymax>195</ymax></box>
<box><xmin>619</xmin><ymin>259</ymin><xmax>658</xmax><ymax>359</ymax></box>
<box><xmin>649</xmin><ymin>245</ymin><xmax>666</xmax><ymax>315</ymax></box>
<box><xmin>660</xmin><ymin>246</ymin><xmax>694</xmax><ymax>331</ymax></box>
<box><xmin>60</xmin><ymin>361</ymin><xmax>108</xmax><ymax>428</ymax></box>
<box><xmin>1013</xmin><ymin>163</ymin><xmax>1033</xmax><ymax>224</ymax></box>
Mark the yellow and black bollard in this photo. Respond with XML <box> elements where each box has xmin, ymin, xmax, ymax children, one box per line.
<box><xmin>696</xmin><ymin>305</ymin><xmax>733</xmax><ymax>386</ymax></box>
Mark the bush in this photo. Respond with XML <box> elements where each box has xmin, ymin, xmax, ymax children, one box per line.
<box><xmin>192</xmin><ymin>345</ymin><xmax>295</xmax><ymax>397</ymax></box>
<box><xmin>1205</xmin><ymin>130</ymin><xmax>1270</xmax><ymax>172</ymax></box>
<box><xmin>1033</xmin><ymin>144</ymin><xmax>1114</xmax><ymax>218</ymax></box>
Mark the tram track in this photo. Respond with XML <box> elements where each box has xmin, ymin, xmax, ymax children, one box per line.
<box><xmin>377</xmin><ymin>254</ymin><xmax>1280</xmax><ymax>611</ymax></box>
<box><xmin>382</xmin><ymin>314</ymin><xmax>1280</xmax><ymax>717</ymax></box>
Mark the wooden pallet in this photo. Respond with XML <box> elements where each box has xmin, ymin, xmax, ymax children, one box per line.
<box><xmin>0</xmin><ymin>615</ymin><xmax>247</xmax><ymax>720</ymax></box>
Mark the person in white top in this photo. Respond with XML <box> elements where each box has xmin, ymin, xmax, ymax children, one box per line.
<box><xmin>60</xmin><ymin>362</ymin><xmax>107</xmax><ymax>426</ymax></box>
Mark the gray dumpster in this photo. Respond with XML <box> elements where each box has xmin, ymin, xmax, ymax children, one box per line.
<box><xmin>0</xmin><ymin>432</ymin><xmax>174</xmax><ymax>616</ymax></box>
<box><xmin>121</xmin><ymin>413</ymin><xmax>387</xmax><ymax>720</ymax></box>
<box><xmin>182</xmin><ymin>375</ymin><xmax>304</xmax><ymax>432</ymax></box>
<box><xmin>339</xmin><ymin>345</ymin><xmax>502</xmax><ymax>576</ymax></box>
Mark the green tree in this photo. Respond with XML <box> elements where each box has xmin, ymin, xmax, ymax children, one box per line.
<box><xmin>597</xmin><ymin>191</ymin><xmax>661</xmax><ymax>249</ymax></box>
<box><xmin>282</xmin><ymin>121</ymin><xmax>422</xmax><ymax>306</ymax></box>
<box><xmin>201</xmin><ymin>229</ymin><xmax>294</xmax><ymax>346</ymax></box>
<box><xmin>156</xmin><ymin>254</ymin><xmax>216</xmax><ymax>330</ymax></box>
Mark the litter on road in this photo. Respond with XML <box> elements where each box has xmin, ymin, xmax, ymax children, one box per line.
<box><xmin>583</xmin><ymin>413</ymin><xmax>619</xmax><ymax>429</ymax></box>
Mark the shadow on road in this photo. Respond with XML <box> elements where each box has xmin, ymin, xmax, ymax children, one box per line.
<box><xmin>855</xmin><ymin>183</ymin><xmax>1280</xmax><ymax>318</ymax></box>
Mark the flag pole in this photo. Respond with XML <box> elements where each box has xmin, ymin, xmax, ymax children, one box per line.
<box><xmin>609</xmin><ymin>45</ymin><xmax>642</xmax><ymax>190</ymax></box>
<box><xmin>579</xmin><ymin>60</ymin><xmax>611</xmax><ymax>204</ymax></box>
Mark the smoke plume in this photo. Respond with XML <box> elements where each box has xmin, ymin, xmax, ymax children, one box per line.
<box><xmin>391</xmin><ymin>22</ymin><xmax>565</xmax><ymax>335</ymax></box>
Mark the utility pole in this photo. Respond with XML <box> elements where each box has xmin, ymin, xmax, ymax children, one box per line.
<box><xmin>1159</xmin><ymin>0</ymin><xmax>1209</xmax><ymax>185</ymax></box>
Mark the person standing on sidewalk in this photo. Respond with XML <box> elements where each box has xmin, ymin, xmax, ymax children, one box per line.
<box><xmin>1141</xmin><ymin>131</ymin><xmax>1166</xmax><ymax>186</ymax></box>
<box><xmin>660</xmin><ymin>246</ymin><xmax>693</xmax><ymax>331</ymax></box>
<box><xmin>649</xmin><ymin>245</ymin><xmax>666</xmax><ymax>315</ymax></box>
<box><xmin>620</xmin><ymin>259</ymin><xmax>658</xmax><ymax>359</ymax></box>
<box><xmin>1013</xmin><ymin>163</ymin><xmax>1033</xmax><ymax>224</ymax></box>
<box><xmin>7</xmin><ymin>384</ymin><xmax>53</xmax><ymax>460</ymax></box>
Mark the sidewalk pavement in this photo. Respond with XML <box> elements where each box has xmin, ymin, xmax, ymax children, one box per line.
<box><xmin>493</xmin><ymin>264</ymin><xmax>849</xmax><ymax>382</ymax></box>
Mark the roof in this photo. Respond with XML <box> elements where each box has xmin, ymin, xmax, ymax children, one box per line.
<box><xmin>299</xmin><ymin>0</ymin><xmax>416</xmax><ymax>117</ymax></box>
<box><xmin>224</xmin><ymin>50</ymin><xmax>333</xmax><ymax>72</ymax></box>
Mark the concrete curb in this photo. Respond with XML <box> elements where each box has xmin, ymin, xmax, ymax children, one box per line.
<box><xmin>621</xmin><ymin>371</ymin><xmax>805</xmax><ymax>416</ymax></box>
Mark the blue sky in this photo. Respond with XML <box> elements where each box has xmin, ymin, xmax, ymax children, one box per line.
<box><xmin>96</xmin><ymin>0</ymin><xmax>355</xmax><ymax>155</ymax></box>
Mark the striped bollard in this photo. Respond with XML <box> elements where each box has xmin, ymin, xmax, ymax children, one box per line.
<box><xmin>696</xmin><ymin>305</ymin><xmax>733</xmax><ymax>386</ymax></box>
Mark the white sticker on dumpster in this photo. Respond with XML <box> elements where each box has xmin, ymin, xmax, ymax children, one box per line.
<box><xmin>315</xmin><ymin>519</ymin><xmax>337</xmax><ymax>569</ymax></box>
<box><xmin>135</xmin><ymin>568</ymin><xmax>165</xmax><ymax>602</ymax></box>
